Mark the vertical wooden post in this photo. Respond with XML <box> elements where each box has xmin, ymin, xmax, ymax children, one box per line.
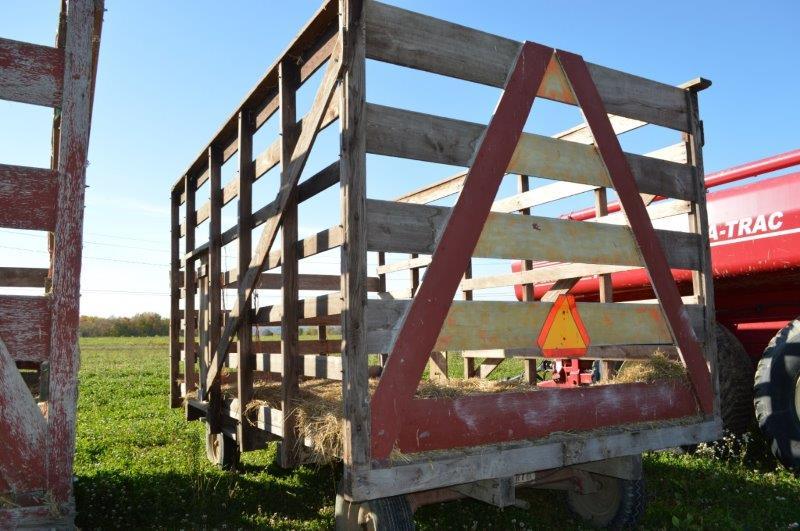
<box><xmin>685</xmin><ymin>89</ymin><xmax>719</xmax><ymax>417</ymax></box>
<box><xmin>169</xmin><ymin>191</ymin><xmax>182</xmax><ymax>407</ymax></box>
<box><xmin>198</xmin><ymin>258</ymin><xmax>208</xmax><ymax>397</ymax></box>
<box><xmin>183</xmin><ymin>175</ymin><xmax>197</xmax><ymax>405</ymax></box>
<box><xmin>377</xmin><ymin>252</ymin><xmax>388</xmax><ymax>366</ymax></box>
<box><xmin>595</xmin><ymin>187</ymin><xmax>614</xmax><ymax>380</ymax></box>
<box><xmin>339</xmin><ymin>0</ymin><xmax>369</xmax><ymax>493</ymax></box>
<box><xmin>235</xmin><ymin>110</ymin><xmax>255</xmax><ymax>447</ymax></box>
<box><xmin>279</xmin><ymin>58</ymin><xmax>301</xmax><ymax>467</ymax></box>
<box><xmin>462</xmin><ymin>259</ymin><xmax>475</xmax><ymax>379</ymax></box>
<box><xmin>517</xmin><ymin>174</ymin><xmax>537</xmax><ymax>384</ymax></box>
<box><xmin>46</xmin><ymin>0</ymin><xmax>97</xmax><ymax>503</ymax></box>
<box><xmin>206</xmin><ymin>147</ymin><xmax>223</xmax><ymax>431</ymax></box>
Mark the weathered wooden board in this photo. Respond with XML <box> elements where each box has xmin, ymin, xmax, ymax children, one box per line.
<box><xmin>366</xmin><ymin>299</ymin><xmax>705</xmax><ymax>353</ymax></box>
<box><xmin>0</xmin><ymin>337</ymin><xmax>46</xmax><ymax>493</ymax></box>
<box><xmin>0</xmin><ymin>164</ymin><xmax>58</xmax><ymax>231</ymax></box>
<box><xmin>0</xmin><ymin>267</ymin><xmax>48</xmax><ymax>288</ymax></box>
<box><xmin>364</xmin><ymin>1</ymin><xmax>690</xmax><ymax>131</ymax></box>
<box><xmin>365</xmin><ymin>104</ymin><xmax>696</xmax><ymax>201</ymax></box>
<box><xmin>366</xmin><ymin>199</ymin><xmax>701</xmax><ymax>269</ymax></box>
<box><xmin>0</xmin><ymin>38</ymin><xmax>64</xmax><ymax>107</ymax></box>
<box><xmin>350</xmin><ymin>419</ymin><xmax>720</xmax><ymax>500</ymax></box>
<box><xmin>397</xmin><ymin>381</ymin><xmax>698</xmax><ymax>452</ymax></box>
<box><xmin>462</xmin><ymin>345</ymin><xmax>679</xmax><ymax>361</ymax></box>
<box><xmin>253</xmin><ymin>293</ymin><xmax>343</xmax><ymax>326</ymax></box>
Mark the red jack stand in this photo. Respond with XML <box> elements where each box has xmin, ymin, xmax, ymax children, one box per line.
<box><xmin>539</xmin><ymin>359</ymin><xmax>594</xmax><ymax>387</ymax></box>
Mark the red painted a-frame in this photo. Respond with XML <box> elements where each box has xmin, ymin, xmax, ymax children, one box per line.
<box><xmin>368</xmin><ymin>41</ymin><xmax>714</xmax><ymax>460</ymax></box>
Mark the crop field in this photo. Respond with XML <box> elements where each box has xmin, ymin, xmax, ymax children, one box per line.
<box><xmin>74</xmin><ymin>337</ymin><xmax>799</xmax><ymax>529</ymax></box>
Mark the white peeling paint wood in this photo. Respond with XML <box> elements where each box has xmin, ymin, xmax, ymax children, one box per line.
<box><xmin>0</xmin><ymin>37</ymin><xmax>64</xmax><ymax>107</ymax></box>
<box><xmin>0</xmin><ymin>295</ymin><xmax>51</xmax><ymax>363</ymax></box>
<box><xmin>46</xmin><ymin>0</ymin><xmax>100</xmax><ymax>505</ymax></box>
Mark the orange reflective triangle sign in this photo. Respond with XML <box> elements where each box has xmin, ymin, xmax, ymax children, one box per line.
<box><xmin>537</xmin><ymin>294</ymin><xmax>590</xmax><ymax>357</ymax></box>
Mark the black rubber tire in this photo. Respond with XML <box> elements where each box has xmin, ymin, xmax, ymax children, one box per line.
<box><xmin>205</xmin><ymin>423</ymin><xmax>240</xmax><ymax>471</ymax></box>
<box><xmin>754</xmin><ymin>318</ymin><xmax>800</xmax><ymax>471</ymax></box>
<box><xmin>566</xmin><ymin>474</ymin><xmax>646</xmax><ymax>529</ymax></box>
<box><xmin>716</xmin><ymin>324</ymin><xmax>756</xmax><ymax>435</ymax></box>
<box><xmin>361</xmin><ymin>496</ymin><xmax>415</xmax><ymax>531</ymax></box>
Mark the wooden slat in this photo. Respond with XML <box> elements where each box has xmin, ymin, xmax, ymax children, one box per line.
<box><xmin>366</xmin><ymin>104</ymin><xmax>696</xmax><ymax>201</ymax></box>
<box><xmin>366</xmin><ymin>199</ymin><xmax>701</xmax><ymax>270</ymax></box>
<box><xmin>375</xmin><ymin>256</ymin><xmax>431</xmax><ymax>276</ymax></box>
<box><xmin>0</xmin><ymin>267</ymin><xmax>48</xmax><ymax>288</ymax></box>
<box><xmin>253</xmin><ymin>293</ymin><xmax>343</xmax><ymax>326</ymax></box>
<box><xmin>221</xmin><ymin>272</ymin><xmax>379</xmax><ymax>292</ymax></box>
<box><xmin>397</xmin><ymin>381</ymin><xmax>698</xmax><ymax>453</ymax></box>
<box><xmin>169</xmin><ymin>192</ymin><xmax>181</xmax><ymax>407</ymax></box>
<box><xmin>462</xmin><ymin>345</ymin><xmax>679</xmax><ymax>361</ymax></box>
<box><xmin>0</xmin><ymin>295</ymin><xmax>51</xmax><ymax>363</ymax></box>
<box><xmin>227</xmin><ymin>353</ymin><xmax>343</xmax><ymax>380</ymax></box>
<box><xmin>462</xmin><ymin>263</ymin><xmax>633</xmax><ymax>292</ymax></box>
<box><xmin>279</xmin><ymin>56</ymin><xmax>301</xmax><ymax>466</ymax></box>
<box><xmin>352</xmin><ymin>419</ymin><xmax>720</xmax><ymax>500</ymax></box>
<box><xmin>366</xmin><ymin>299</ymin><xmax>705</xmax><ymax>353</ymax></box>
<box><xmin>0</xmin><ymin>38</ymin><xmax>64</xmax><ymax>107</ymax></box>
<box><xmin>0</xmin><ymin>164</ymin><xmax>58</xmax><ymax>231</ymax></box>
<box><xmin>364</xmin><ymin>1</ymin><xmax>690</xmax><ymax>131</ymax></box>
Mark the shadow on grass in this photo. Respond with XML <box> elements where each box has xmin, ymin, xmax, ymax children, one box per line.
<box><xmin>74</xmin><ymin>447</ymin><xmax>340</xmax><ymax>529</ymax></box>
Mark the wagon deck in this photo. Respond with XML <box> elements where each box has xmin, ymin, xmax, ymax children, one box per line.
<box><xmin>169</xmin><ymin>0</ymin><xmax>718</xmax><ymax>525</ymax></box>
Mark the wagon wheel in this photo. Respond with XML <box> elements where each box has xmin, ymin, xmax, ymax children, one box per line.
<box><xmin>566</xmin><ymin>473</ymin><xmax>645</xmax><ymax>529</ymax></box>
<box><xmin>334</xmin><ymin>494</ymin><xmax>414</xmax><ymax>530</ymax></box>
<box><xmin>205</xmin><ymin>423</ymin><xmax>240</xmax><ymax>470</ymax></box>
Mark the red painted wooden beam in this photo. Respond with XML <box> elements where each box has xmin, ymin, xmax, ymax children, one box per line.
<box><xmin>556</xmin><ymin>50</ymin><xmax>714</xmax><ymax>414</ymax></box>
<box><xmin>397</xmin><ymin>382</ymin><xmax>698</xmax><ymax>453</ymax></box>
<box><xmin>369</xmin><ymin>41</ymin><xmax>554</xmax><ymax>460</ymax></box>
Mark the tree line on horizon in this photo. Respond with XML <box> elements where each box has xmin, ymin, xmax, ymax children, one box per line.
<box><xmin>80</xmin><ymin>313</ymin><xmax>342</xmax><ymax>338</ymax></box>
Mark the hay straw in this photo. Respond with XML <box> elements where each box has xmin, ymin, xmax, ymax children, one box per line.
<box><xmin>242</xmin><ymin>377</ymin><xmax>538</xmax><ymax>463</ymax></box>
<box><xmin>613</xmin><ymin>350</ymin><xmax>688</xmax><ymax>384</ymax></box>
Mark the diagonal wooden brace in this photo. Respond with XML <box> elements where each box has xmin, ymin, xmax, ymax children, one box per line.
<box><xmin>0</xmin><ymin>336</ymin><xmax>46</xmax><ymax>493</ymax></box>
<box><xmin>556</xmin><ymin>50</ymin><xmax>714</xmax><ymax>414</ymax></box>
<box><xmin>204</xmin><ymin>39</ymin><xmax>343</xmax><ymax>394</ymax></box>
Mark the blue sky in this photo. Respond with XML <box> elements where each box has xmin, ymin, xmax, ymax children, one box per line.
<box><xmin>1</xmin><ymin>0</ymin><xmax>798</xmax><ymax>316</ymax></box>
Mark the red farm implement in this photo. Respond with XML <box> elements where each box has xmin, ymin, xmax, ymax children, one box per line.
<box><xmin>522</xmin><ymin>148</ymin><xmax>800</xmax><ymax>471</ymax></box>
<box><xmin>169</xmin><ymin>1</ymin><xmax>720</xmax><ymax>527</ymax></box>
<box><xmin>0</xmin><ymin>1</ymin><xmax>103</xmax><ymax>526</ymax></box>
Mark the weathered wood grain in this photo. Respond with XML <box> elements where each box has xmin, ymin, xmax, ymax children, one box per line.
<box><xmin>0</xmin><ymin>267</ymin><xmax>48</xmax><ymax>288</ymax></box>
<box><xmin>0</xmin><ymin>337</ymin><xmax>45</xmax><ymax>493</ymax></box>
<box><xmin>365</xmin><ymin>104</ymin><xmax>696</xmax><ymax>202</ymax></box>
<box><xmin>366</xmin><ymin>299</ymin><xmax>704</xmax><ymax>353</ymax></box>
<box><xmin>0</xmin><ymin>296</ymin><xmax>51</xmax><ymax>364</ymax></box>
<box><xmin>461</xmin><ymin>344</ymin><xmax>679</xmax><ymax>361</ymax></box>
<box><xmin>47</xmin><ymin>0</ymin><xmax>101</xmax><ymax>504</ymax></box>
<box><xmin>364</xmin><ymin>1</ymin><xmax>690</xmax><ymax>131</ymax></box>
<box><xmin>0</xmin><ymin>37</ymin><xmax>64</xmax><ymax>107</ymax></box>
<box><xmin>204</xmin><ymin>37</ymin><xmax>343</xmax><ymax>393</ymax></box>
<box><xmin>351</xmin><ymin>419</ymin><xmax>720</xmax><ymax>500</ymax></box>
<box><xmin>0</xmin><ymin>164</ymin><xmax>58</xmax><ymax>231</ymax></box>
<box><xmin>397</xmin><ymin>381</ymin><xmax>698</xmax><ymax>453</ymax></box>
<box><xmin>366</xmin><ymin>199</ymin><xmax>701</xmax><ymax>269</ymax></box>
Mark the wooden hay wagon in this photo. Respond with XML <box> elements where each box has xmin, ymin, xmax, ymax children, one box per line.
<box><xmin>169</xmin><ymin>1</ymin><xmax>718</xmax><ymax>527</ymax></box>
<box><xmin>0</xmin><ymin>0</ymin><xmax>103</xmax><ymax>527</ymax></box>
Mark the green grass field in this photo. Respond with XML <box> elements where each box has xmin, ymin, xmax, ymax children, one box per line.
<box><xmin>74</xmin><ymin>337</ymin><xmax>799</xmax><ymax>529</ymax></box>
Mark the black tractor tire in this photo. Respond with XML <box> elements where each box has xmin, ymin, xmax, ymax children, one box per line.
<box><xmin>566</xmin><ymin>474</ymin><xmax>645</xmax><ymax>529</ymax></box>
<box><xmin>754</xmin><ymin>318</ymin><xmax>800</xmax><ymax>471</ymax></box>
<box><xmin>205</xmin><ymin>423</ymin><xmax>240</xmax><ymax>471</ymax></box>
<box><xmin>716</xmin><ymin>324</ymin><xmax>756</xmax><ymax>434</ymax></box>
